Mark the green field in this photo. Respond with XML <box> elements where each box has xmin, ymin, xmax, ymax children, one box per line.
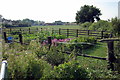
<box><xmin>32</xmin><ymin>25</ymin><xmax>82</xmax><ymax>29</ymax></box>
<box><xmin>5</xmin><ymin>25</ymin><xmax>83</xmax><ymax>30</ymax></box>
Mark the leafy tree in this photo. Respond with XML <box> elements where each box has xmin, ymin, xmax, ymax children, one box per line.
<box><xmin>89</xmin><ymin>20</ymin><xmax>111</xmax><ymax>31</ymax></box>
<box><xmin>111</xmin><ymin>17</ymin><xmax>120</xmax><ymax>36</ymax></box>
<box><xmin>76</xmin><ymin>5</ymin><xmax>102</xmax><ymax>24</ymax></box>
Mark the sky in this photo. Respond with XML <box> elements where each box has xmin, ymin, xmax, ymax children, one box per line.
<box><xmin>0</xmin><ymin>0</ymin><xmax>120</xmax><ymax>23</ymax></box>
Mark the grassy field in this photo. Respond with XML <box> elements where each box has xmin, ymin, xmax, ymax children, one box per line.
<box><xmin>5</xmin><ymin>25</ymin><xmax>82</xmax><ymax>30</ymax></box>
<box><xmin>32</xmin><ymin>25</ymin><xmax>82</xmax><ymax>29</ymax></box>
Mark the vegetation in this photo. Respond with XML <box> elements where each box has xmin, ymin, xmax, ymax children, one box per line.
<box><xmin>2</xmin><ymin>38</ymin><xmax>120</xmax><ymax>79</ymax></box>
<box><xmin>89</xmin><ymin>20</ymin><xmax>112</xmax><ymax>31</ymax></box>
<box><xmin>76</xmin><ymin>5</ymin><xmax>101</xmax><ymax>24</ymax></box>
<box><xmin>111</xmin><ymin>17</ymin><xmax>120</xmax><ymax>37</ymax></box>
<box><xmin>1</xmin><ymin>4</ymin><xmax>120</xmax><ymax>79</ymax></box>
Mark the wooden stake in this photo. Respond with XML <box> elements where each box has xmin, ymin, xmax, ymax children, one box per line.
<box><xmin>48</xmin><ymin>36</ymin><xmax>52</xmax><ymax>50</ymax></box>
<box><xmin>3</xmin><ymin>32</ymin><xmax>7</xmax><ymax>43</ymax></box>
<box><xmin>67</xmin><ymin>29</ymin><xmax>69</xmax><ymax>37</ymax></box>
<box><xmin>76</xmin><ymin>29</ymin><xmax>78</xmax><ymax>37</ymax></box>
<box><xmin>59</xmin><ymin>28</ymin><xmax>61</xmax><ymax>35</ymax></box>
<box><xmin>107</xmin><ymin>41</ymin><xmax>116</xmax><ymax>70</ymax></box>
<box><xmin>19</xmin><ymin>33</ymin><xmax>23</xmax><ymax>44</ymax></box>
<box><xmin>101</xmin><ymin>31</ymin><xmax>104</xmax><ymax>39</ymax></box>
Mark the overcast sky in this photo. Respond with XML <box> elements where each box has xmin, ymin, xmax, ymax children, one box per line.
<box><xmin>0</xmin><ymin>0</ymin><xmax>119</xmax><ymax>22</ymax></box>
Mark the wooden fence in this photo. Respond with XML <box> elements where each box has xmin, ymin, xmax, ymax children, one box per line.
<box><xmin>52</xmin><ymin>28</ymin><xmax>111</xmax><ymax>39</ymax></box>
<box><xmin>3</xmin><ymin>28</ymin><xmax>112</xmax><ymax>39</ymax></box>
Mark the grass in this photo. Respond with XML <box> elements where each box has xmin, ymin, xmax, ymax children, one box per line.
<box><xmin>32</xmin><ymin>25</ymin><xmax>82</xmax><ymax>29</ymax></box>
<box><xmin>84</xmin><ymin>42</ymin><xmax>107</xmax><ymax>57</ymax></box>
<box><xmin>77</xmin><ymin>42</ymin><xmax>108</xmax><ymax>70</ymax></box>
<box><xmin>3</xmin><ymin>25</ymin><xmax>83</xmax><ymax>31</ymax></box>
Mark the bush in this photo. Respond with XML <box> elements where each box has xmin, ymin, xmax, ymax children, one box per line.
<box><xmin>44</xmin><ymin>46</ymin><xmax>65</xmax><ymax>66</ymax></box>
<box><xmin>87</xmin><ymin>69</ymin><xmax>120</xmax><ymax>79</ymax></box>
<box><xmin>52</xmin><ymin>34</ymin><xmax>67</xmax><ymax>39</ymax></box>
<box><xmin>114</xmin><ymin>41</ymin><xmax>120</xmax><ymax>73</ymax></box>
<box><xmin>111</xmin><ymin>17</ymin><xmax>120</xmax><ymax>36</ymax></box>
<box><xmin>89</xmin><ymin>20</ymin><xmax>111</xmax><ymax>31</ymax></box>
<box><xmin>80</xmin><ymin>22</ymin><xmax>92</xmax><ymax>28</ymax></box>
<box><xmin>7</xmin><ymin>53</ymin><xmax>51</xmax><ymax>80</ymax></box>
<box><xmin>43</xmin><ymin>60</ymin><xmax>89</xmax><ymax>79</ymax></box>
<box><xmin>66</xmin><ymin>37</ymin><xmax>96</xmax><ymax>53</ymax></box>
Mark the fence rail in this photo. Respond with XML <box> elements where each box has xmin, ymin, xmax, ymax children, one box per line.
<box><xmin>2</xmin><ymin>28</ymin><xmax>112</xmax><ymax>45</ymax></box>
<box><xmin>3</xmin><ymin>28</ymin><xmax>112</xmax><ymax>39</ymax></box>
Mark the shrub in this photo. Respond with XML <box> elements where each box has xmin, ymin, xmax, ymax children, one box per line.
<box><xmin>43</xmin><ymin>60</ymin><xmax>89</xmax><ymax>79</ymax></box>
<box><xmin>111</xmin><ymin>17</ymin><xmax>120</xmax><ymax>36</ymax></box>
<box><xmin>52</xmin><ymin>34</ymin><xmax>67</xmax><ymax>39</ymax></box>
<box><xmin>80</xmin><ymin>22</ymin><xmax>92</xmax><ymax>28</ymax></box>
<box><xmin>87</xmin><ymin>69</ymin><xmax>120</xmax><ymax>79</ymax></box>
<box><xmin>114</xmin><ymin>41</ymin><xmax>120</xmax><ymax>73</ymax></box>
<box><xmin>66</xmin><ymin>37</ymin><xmax>96</xmax><ymax>53</ymax></box>
<box><xmin>89</xmin><ymin>20</ymin><xmax>111</xmax><ymax>31</ymax></box>
<box><xmin>7</xmin><ymin>53</ymin><xmax>51</xmax><ymax>80</ymax></box>
<box><xmin>44</xmin><ymin>46</ymin><xmax>65</xmax><ymax>66</ymax></box>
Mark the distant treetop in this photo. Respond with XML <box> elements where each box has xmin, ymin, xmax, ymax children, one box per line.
<box><xmin>75</xmin><ymin>5</ymin><xmax>102</xmax><ymax>24</ymax></box>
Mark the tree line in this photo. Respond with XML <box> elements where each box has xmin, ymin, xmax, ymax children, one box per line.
<box><xmin>1</xmin><ymin>17</ymin><xmax>45</xmax><ymax>28</ymax></box>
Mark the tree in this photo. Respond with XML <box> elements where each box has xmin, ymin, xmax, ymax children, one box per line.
<box><xmin>75</xmin><ymin>5</ymin><xmax>102</xmax><ymax>24</ymax></box>
<box><xmin>111</xmin><ymin>17</ymin><xmax>120</xmax><ymax>36</ymax></box>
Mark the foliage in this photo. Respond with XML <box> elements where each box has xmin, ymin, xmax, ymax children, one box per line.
<box><xmin>80</xmin><ymin>22</ymin><xmax>92</xmax><ymax>28</ymax></box>
<box><xmin>2</xmin><ymin>26</ymin><xmax>120</xmax><ymax>79</ymax></box>
<box><xmin>87</xmin><ymin>69</ymin><xmax>120</xmax><ymax>79</ymax></box>
<box><xmin>70</xmin><ymin>36</ymin><xmax>96</xmax><ymax>44</ymax></box>
<box><xmin>43</xmin><ymin>60</ymin><xmax>89</xmax><ymax>79</ymax></box>
<box><xmin>111</xmin><ymin>17</ymin><xmax>120</xmax><ymax>36</ymax></box>
<box><xmin>2</xmin><ymin>18</ymin><xmax>45</xmax><ymax>28</ymax></box>
<box><xmin>66</xmin><ymin>37</ymin><xmax>96</xmax><ymax>53</ymax></box>
<box><xmin>114</xmin><ymin>41</ymin><xmax>120</xmax><ymax>73</ymax></box>
<box><xmin>7</xmin><ymin>53</ymin><xmax>51</xmax><ymax>80</ymax></box>
<box><xmin>52</xmin><ymin>34</ymin><xmax>67</xmax><ymax>39</ymax></box>
<box><xmin>44</xmin><ymin>46</ymin><xmax>66</xmax><ymax>66</ymax></box>
<box><xmin>89</xmin><ymin>20</ymin><xmax>111</xmax><ymax>31</ymax></box>
<box><xmin>76</xmin><ymin>5</ymin><xmax>101</xmax><ymax>24</ymax></box>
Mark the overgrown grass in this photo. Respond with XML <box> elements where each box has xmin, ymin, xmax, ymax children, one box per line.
<box><xmin>84</xmin><ymin>42</ymin><xmax>107</xmax><ymax>57</ymax></box>
<box><xmin>75</xmin><ymin>42</ymin><xmax>108</xmax><ymax>71</ymax></box>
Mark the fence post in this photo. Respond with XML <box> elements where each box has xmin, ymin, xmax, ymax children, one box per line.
<box><xmin>87</xmin><ymin>30</ymin><xmax>90</xmax><ymax>36</ymax></box>
<box><xmin>52</xmin><ymin>28</ymin><xmax>54</xmax><ymax>34</ymax></box>
<box><xmin>48</xmin><ymin>36</ymin><xmax>52</xmax><ymax>50</ymax></box>
<box><xmin>19</xmin><ymin>28</ymin><xmax>22</xmax><ymax>34</ymax></box>
<box><xmin>36</xmin><ymin>28</ymin><xmax>38</xmax><ymax>31</ymax></box>
<box><xmin>20</xmin><ymin>28</ymin><xmax>22</xmax><ymax>32</ymax></box>
<box><xmin>10</xmin><ymin>28</ymin><xmax>11</xmax><ymax>33</ymax></box>
<box><xmin>29</xmin><ymin>28</ymin><xmax>30</xmax><ymax>33</ymax></box>
<box><xmin>41</xmin><ymin>28</ymin><xmax>42</xmax><ymax>32</ymax></box>
<box><xmin>109</xmin><ymin>32</ymin><xmax>113</xmax><ymax>38</ymax></box>
<box><xmin>101</xmin><ymin>31</ymin><xmax>104</xmax><ymax>39</ymax></box>
<box><xmin>59</xmin><ymin>28</ymin><xmax>61</xmax><ymax>35</ymax></box>
<box><xmin>76</xmin><ymin>29</ymin><xmax>78</xmax><ymax>37</ymax></box>
<box><xmin>67</xmin><ymin>29</ymin><xmax>69</xmax><ymax>37</ymax></box>
<box><xmin>3</xmin><ymin>32</ymin><xmax>7</xmax><ymax>43</ymax></box>
<box><xmin>19</xmin><ymin>33</ymin><xmax>23</xmax><ymax>44</ymax></box>
<box><xmin>107</xmin><ymin>41</ymin><xmax>116</xmax><ymax>70</ymax></box>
